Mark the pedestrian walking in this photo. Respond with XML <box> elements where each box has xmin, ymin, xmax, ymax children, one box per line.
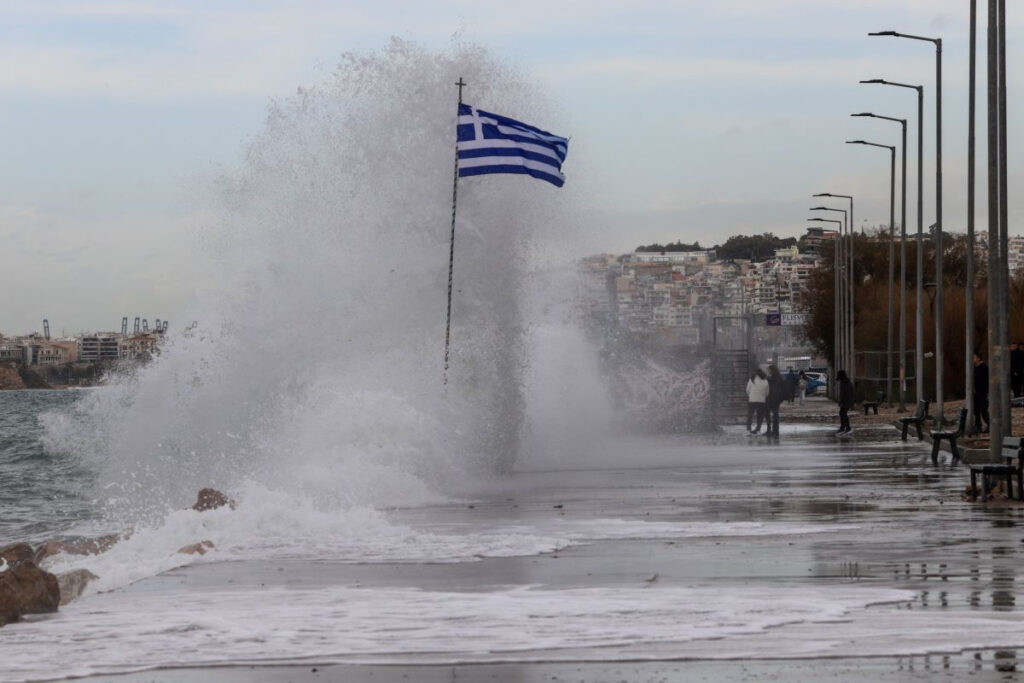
<box><xmin>835</xmin><ymin>369</ymin><xmax>854</xmax><ymax>434</ymax></box>
<box><xmin>745</xmin><ymin>369</ymin><xmax>769</xmax><ymax>433</ymax></box>
<box><xmin>974</xmin><ymin>352</ymin><xmax>990</xmax><ymax>433</ymax></box>
<box><xmin>797</xmin><ymin>370</ymin><xmax>808</xmax><ymax>406</ymax></box>
<box><xmin>765</xmin><ymin>365</ymin><xmax>784</xmax><ymax>437</ymax></box>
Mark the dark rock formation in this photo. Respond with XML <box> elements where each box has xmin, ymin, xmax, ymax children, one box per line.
<box><xmin>0</xmin><ymin>544</ymin><xmax>60</xmax><ymax>626</ymax></box>
<box><xmin>177</xmin><ymin>540</ymin><xmax>215</xmax><ymax>555</ymax></box>
<box><xmin>16</xmin><ymin>364</ymin><xmax>52</xmax><ymax>389</ymax></box>
<box><xmin>192</xmin><ymin>488</ymin><xmax>235</xmax><ymax>511</ymax></box>
<box><xmin>0</xmin><ymin>362</ymin><xmax>26</xmax><ymax>390</ymax></box>
<box><xmin>56</xmin><ymin>569</ymin><xmax>99</xmax><ymax>606</ymax></box>
<box><xmin>34</xmin><ymin>534</ymin><xmax>122</xmax><ymax>564</ymax></box>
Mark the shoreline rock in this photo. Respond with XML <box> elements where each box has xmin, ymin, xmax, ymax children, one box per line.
<box><xmin>55</xmin><ymin>569</ymin><xmax>99</xmax><ymax>606</ymax></box>
<box><xmin>0</xmin><ymin>544</ymin><xmax>60</xmax><ymax>627</ymax></box>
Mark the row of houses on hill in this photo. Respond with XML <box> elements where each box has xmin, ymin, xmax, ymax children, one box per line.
<box><xmin>0</xmin><ymin>330</ymin><xmax>165</xmax><ymax>367</ymax></box>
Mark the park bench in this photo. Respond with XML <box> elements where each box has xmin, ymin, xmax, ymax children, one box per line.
<box><xmin>863</xmin><ymin>390</ymin><xmax>885</xmax><ymax>415</ymax></box>
<box><xmin>968</xmin><ymin>436</ymin><xmax>1024</xmax><ymax>502</ymax></box>
<box><xmin>899</xmin><ymin>399</ymin><xmax>930</xmax><ymax>441</ymax></box>
<box><xmin>930</xmin><ymin>406</ymin><xmax>968</xmax><ymax>464</ymax></box>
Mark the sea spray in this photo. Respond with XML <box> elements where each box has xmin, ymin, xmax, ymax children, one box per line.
<box><xmin>519</xmin><ymin>264</ymin><xmax>617</xmax><ymax>470</ymax></box>
<box><xmin>41</xmin><ymin>38</ymin><xmax>575</xmax><ymax>531</ymax></box>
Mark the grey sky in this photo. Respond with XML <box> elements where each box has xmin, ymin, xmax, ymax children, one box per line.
<box><xmin>0</xmin><ymin>1</ymin><xmax>1020</xmax><ymax>334</ymax></box>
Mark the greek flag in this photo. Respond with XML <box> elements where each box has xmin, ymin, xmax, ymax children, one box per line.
<box><xmin>456</xmin><ymin>103</ymin><xmax>568</xmax><ymax>187</ymax></box>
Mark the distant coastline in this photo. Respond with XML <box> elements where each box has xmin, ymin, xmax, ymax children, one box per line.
<box><xmin>0</xmin><ymin>361</ymin><xmax>109</xmax><ymax>391</ymax></box>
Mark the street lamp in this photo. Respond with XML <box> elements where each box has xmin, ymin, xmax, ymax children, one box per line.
<box><xmin>846</xmin><ymin>140</ymin><xmax>895</xmax><ymax>407</ymax></box>
<box><xmin>852</xmin><ymin>113</ymin><xmax>907</xmax><ymax>411</ymax></box>
<box><xmin>810</xmin><ymin>206</ymin><xmax>848</xmax><ymax>391</ymax></box>
<box><xmin>813</xmin><ymin>193</ymin><xmax>855</xmax><ymax>378</ymax></box>
<box><xmin>869</xmin><ymin>30</ymin><xmax>944</xmax><ymax>423</ymax></box>
<box><xmin>811</xmin><ymin>218</ymin><xmax>843</xmax><ymax>389</ymax></box>
<box><xmin>861</xmin><ymin>79</ymin><xmax>924</xmax><ymax>408</ymax></box>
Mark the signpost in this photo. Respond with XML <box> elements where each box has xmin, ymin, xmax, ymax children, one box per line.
<box><xmin>764</xmin><ymin>313</ymin><xmax>806</xmax><ymax>327</ymax></box>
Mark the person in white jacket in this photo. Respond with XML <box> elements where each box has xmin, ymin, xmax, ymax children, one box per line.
<box><xmin>745</xmin><ymin>368</ymin><xmax>770</xmax><ymax>433</ymax></box>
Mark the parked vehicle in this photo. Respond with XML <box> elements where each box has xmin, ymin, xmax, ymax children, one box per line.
<box><xmin>803</xmin><ymin>372</ymin><xmax>828</xmax><ymax>395</ymax></box>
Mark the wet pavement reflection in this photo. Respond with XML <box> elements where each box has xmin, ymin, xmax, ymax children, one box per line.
<box><xmin>695</xmin><ymin>421</ymin><xmax>1024</xmax><ymax>638</ymax></box>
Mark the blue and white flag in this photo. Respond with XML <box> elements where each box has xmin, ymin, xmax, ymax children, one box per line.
<box><xmin>456</xmin><ymin>103</ymin><xmax>568</xmax><ymax>187</ymax></box>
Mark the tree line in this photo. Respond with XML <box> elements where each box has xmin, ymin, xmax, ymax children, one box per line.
<box><xmin>803</xmin><ymin>228</ymin><xmax>1024</xmax><ymax>400</ymax></box>
<box><xmin>635</xmin><ymin>233</ymin><xmax>802</xmax><ymax>262</ymax></box>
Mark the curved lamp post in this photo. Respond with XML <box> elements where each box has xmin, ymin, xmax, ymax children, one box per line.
<box><xmin>810</xmin><ymin>207</ymin><xmax>848</xmax><ymax>381</ymax></box>
<box><xmin>809</xmin><ymin>215</ymin><xmax>845</xmax><ymax>391</ymax></box>
<box><xmin>809</xmin><ymin>217</ymin><xmax>847</xmax><ymax>381</ymax></box>
<box><xmin>861</xmin><ymin>79</ymin><xmax>924</xmax><ymax>407</ymax></box>
<box><xmin>813</xmin><ymin>193</ymin><xmax>855</xmax><ymax>378</ymax></box>
<box><xmin>846</xmin><ymin>140</ymin><xmax>896</xmax><ymax>407</ymax></box>
<box><xmin>869</xmin><ymin>30</ymin><xmax>944</xmax><ymax>424</ymax></box>
<box><xmin>810</xmin><ymin>224</ymin><xmax>841</xmax><ymax>395</ymax></box>
<box><xmin>850</xmin><ymin>118</ymin><xmax>906</xmax><ymax>411</ymax></box>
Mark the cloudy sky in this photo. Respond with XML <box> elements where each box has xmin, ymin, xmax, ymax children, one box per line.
<box><xmin>0</xmin><ymin>1</ymin><xmax>1020</xmax><ymax>334</ymax></box>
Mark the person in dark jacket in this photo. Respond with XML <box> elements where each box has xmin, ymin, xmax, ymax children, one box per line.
<box><xmin>765</xmin><ymin>364</ymin><xmax>785</xmax><ymax>437</ymax></box>
<box><xmin>784</xmin><ymin>369</ymin><xmax>798</xmax><ymax>403</ymax></box>
<box><xmin>974</xmin><ymin>352</ymin><xmax>990</xmax><ymax>433</ymax></box>
<box><xmin>1010</xmin><ymin>342</ymin><xmax>1024</xmax><ymax>398</ymax></box>
<box><xmin>836</xmin><ymin>369</ymin><xmax>854</xmax><ymax>434</ymax></box>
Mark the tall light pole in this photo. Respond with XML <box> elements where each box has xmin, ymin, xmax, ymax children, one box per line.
<box><xmin>869</xmin><ymin>30</ymin><xmax>943</xmax><ymax>424</ymax></box>
<box><xmin>810</xmin><ymin>208</ymin><xmax>848</xmax><ymax>388</ymax></box>
<box><xmin>861</xmin><ymin>79</ymin><xmax>924</xmax><ymax>405</ymax></box>
<box><xmin>813</xmin><ymin>193</ymin><xmax>855</xmax><ymax>378</ymax></box>
<box><xmin>987</xmin><ymin>0</ymin><xmax>1010</xmax><ymax>452</ymax></box>
<box><xmin>965</xmin><ymin>0</ymin><xmax>978</xmax><ymax>433</ymax></box>
<box><xmin>852</xmin><ymin>113</ymin><xmax>907</xmax><ymax>411</ymax></box>
<box><xmin>846</xmin><ymin>140</ymin><xmax>896</xmax><ymax>407</ymax></box>
<box><xmin>814</xmin><ymin>226</ymin><xmax>841</xmax><ymax>398</ymax></box>
<box><xmin>811</xmin><ymin>215</ymin><xmax>843</xmax><ymax>385</ymax></box>
<box><xmin>809</xmin><ymin>217</ymin><xmax>845</xmax><ymax>378</ymax></box>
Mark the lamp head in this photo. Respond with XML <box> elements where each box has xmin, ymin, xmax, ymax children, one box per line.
<box><xmin>868</xmin><ymin>30</ymin><xmax>898</xmax><ymax>37</ymax></box>
<box><xmin>851</xmin><ymin>113</ymin><xmax>873</xmax><ymax>117</ymax></box>
<box><xmin>845</xmin><ymin>140</ymin><xmax>867</xmax><ymax>145</ymax></box>
<box><xmin>812</xmin><ymin>193</ymin><xmax>834</xmax><ymax>197</ymax></box>
<box><xmin>860</xmin><ymin>79</ymin><xmax>886</xmax><ymax>84</ymax></box>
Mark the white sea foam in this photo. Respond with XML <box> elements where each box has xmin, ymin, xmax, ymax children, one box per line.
<box><xmin>3</xmin><ymin>582</ymin><xmax>917</xmax><ymax>681</ymax></box>
<box><xmin>40</xmin><ymin>483</ymin><xmax>857</xmax><ymax>597</ymax></box>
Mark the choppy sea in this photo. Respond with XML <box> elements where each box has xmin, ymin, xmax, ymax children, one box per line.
<box><xmin>11</xmin><ymin>390</ymin><xmax>1024</xmax><ymax>681</ymax></box>
<box><xmin>0</xmin><ymin>390</ymin><xmax>98</xmax><ymax>544</ymax></box>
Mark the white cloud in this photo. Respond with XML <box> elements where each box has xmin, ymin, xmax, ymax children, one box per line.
<box><xmin>543</xmin><ymin>55</ymin><xmax>934</xmax><ymax>87</ymax></box>
<box><xmin>0</xmin><ymin>203</ymin><xmax>216</xmax><ymax>334</ymax></box>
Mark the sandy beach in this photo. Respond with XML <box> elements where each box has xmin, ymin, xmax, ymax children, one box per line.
<box><xmin>3</xmin><ymin>396</ymin><xmax>1014</xmax><ymax>682</ymax></box>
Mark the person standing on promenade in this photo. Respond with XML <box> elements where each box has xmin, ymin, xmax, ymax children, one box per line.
<box><xmin>765</xmin><ymin>365</ymin><xmax>785</xmax><ymax>437</ymax></box>
<box><xmin>797</xmin><ymin>370</ymin><xmax>808</xmax><ymax>406</ymax></box>
<box><xmin>835</xmin><ymin>370</ymin><xmax>854</xmax><ymax>434</ymax></box>
<box><xmin>1010</xmin><ymin>342</ymin><xmax>1024</xmax><ymax>398</ymax></box>
<box><xmin>974</xmin><ymin>352</ymin><xmax>990</xmax><ymax>433</ymax></box>
<box><xmin>784</xmin><ymin>368</ymin><xmax>798</xmax><ymax>403</ymax></box>
<box><xmin>746</xmin><ymin>369</ymin><xmax>769</xmax><ymax>433</ymax></box>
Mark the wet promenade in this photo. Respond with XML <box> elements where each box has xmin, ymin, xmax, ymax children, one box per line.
<box><xmin>37</xmin><ymin>399</ymin><xmax>1024</xmax><ymax>682</ymax></box>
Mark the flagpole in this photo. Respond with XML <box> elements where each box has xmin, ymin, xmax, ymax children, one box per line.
<box><xmin>443</xmin><ymin>77</ymin><xmax>466</xmax><ymax>385</ymax></box>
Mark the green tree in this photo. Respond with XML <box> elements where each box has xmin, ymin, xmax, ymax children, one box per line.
<box><xmin>635</xmin><ymin>240</ymin><xmax>704</xmax><ymax>253</ymax></box>
<box><xmin>714</xmin><ymin>233</ymin><xmax>797</xmax><ymax>262</ymax></box>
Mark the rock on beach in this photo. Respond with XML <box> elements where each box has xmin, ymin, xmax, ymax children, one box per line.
<box><xmin>0</xmin><ymin>544</ymin><xmax>60</xmax><ymax>627</ymax></box>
